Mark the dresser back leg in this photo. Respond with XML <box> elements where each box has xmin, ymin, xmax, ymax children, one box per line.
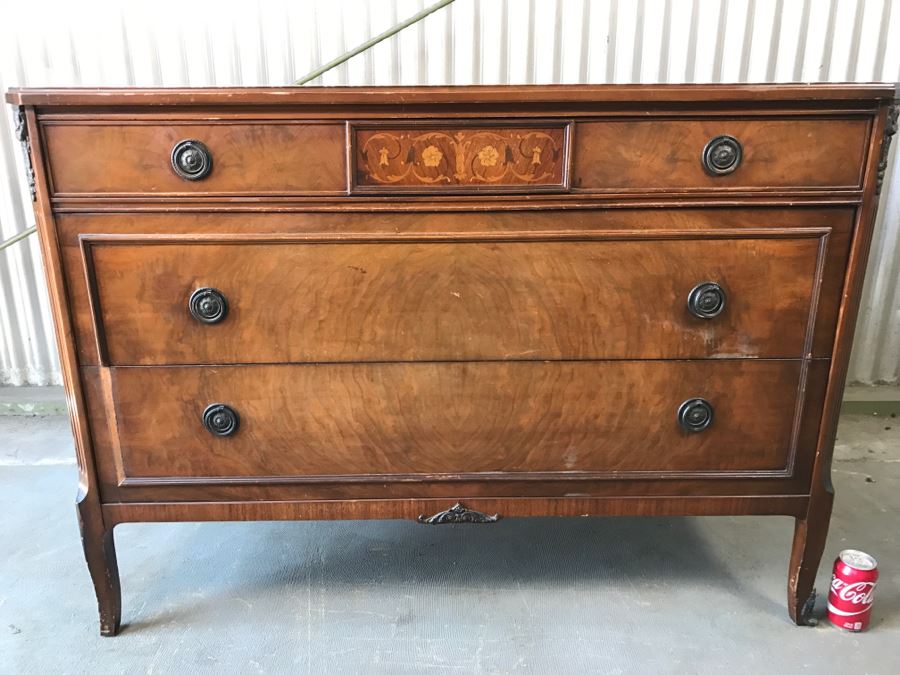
<box><xmin>787</xmin><ymin>489</ymin><xmax>834</xmax><ymax>625</ymax></box>
<box><xmin>76</xmin><ymin>500</ymin><xmax>121</xmax><ymax>636</ymax></box>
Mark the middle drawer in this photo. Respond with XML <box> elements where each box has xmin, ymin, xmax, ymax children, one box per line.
<box><xmin>82</xmin><ymin>233</ymin><xmax>825</xmax><ymax>365</ymax></box>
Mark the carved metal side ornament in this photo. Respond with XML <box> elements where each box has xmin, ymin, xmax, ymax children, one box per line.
<box><xmin>876</xmin><ymin>104</ymin><xmax>899</xmax><ymax>196</ymax></box>
<box><xmin>14</xmin><ymin>107</ymin><xmax>36</xmax><ymax>201</ymax></box>
<box><xmin>418</xmin><ymin>503</ymin><xmax>499</xmax><ymax>524</ymax></box>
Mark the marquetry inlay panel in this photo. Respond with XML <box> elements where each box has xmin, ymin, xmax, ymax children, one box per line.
<box><xmin>351</xmin><ymin>123</ymin><xmax>570</xmax><ymax>192</ymax></box>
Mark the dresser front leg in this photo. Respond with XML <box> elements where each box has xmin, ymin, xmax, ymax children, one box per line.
<box><xmin>77</xmin><ymin>501</ymin><xmax>121</xmax><ymax>636</ymax></box>
<box><xmin>787</xmin><ymin>490</ymin><xmax>834</xmax><ymax>626</ymax></box>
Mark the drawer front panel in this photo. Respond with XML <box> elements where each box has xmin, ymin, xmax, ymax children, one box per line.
<box><xmin>574</xmin><ymin>118</ymin><xmax>869</xmax><ymax>191</ymax></box>
<box><xmin>84</xmin><ymin>234</ymin><xmax>825</xmax><ymax>365</ymax></box>
<box><xmin>352</xmin><ymin>123</ymin><xmax>570</xmax><ymax>192</ymax></box>
<box><xmin>42</xmin><ymin>116</ymin><xmax>868</xmax><ymax>197</ymax></box>
<box><xmin>42</xmin><ymin>122</ymin><xmax>347</xmax><ymax>196</ymax></box>
<box><xmin>110</xmin><ymin>360</ymin><xmax>808</xmax><ymax>484</ymax></box>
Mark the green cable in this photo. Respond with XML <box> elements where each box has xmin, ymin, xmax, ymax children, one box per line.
<box><xmin>0</xmin><ymin>225</ymin><xmax>37</xmax><ymax>253</ymax></box>
<box><xmin>294</xmin><ymin>0</ymin><xmax>455</xmax><ymax>85</ymax></box>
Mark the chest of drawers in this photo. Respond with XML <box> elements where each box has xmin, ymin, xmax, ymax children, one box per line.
<box><xmin>7</xmin><ymin>84</ymin><xmax>896</xmax><ymax>635</ymax></box>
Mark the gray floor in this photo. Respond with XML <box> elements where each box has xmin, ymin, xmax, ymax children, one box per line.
<box><xmin>1</xmin><ymin>413</ymin><xmax>898</xmax><ymax>674</ymax></box>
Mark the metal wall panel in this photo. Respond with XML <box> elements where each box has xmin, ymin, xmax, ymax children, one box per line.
<box><xmin>1</xmin><ymin>0</ymin><xmax>898</xmax><ymax>385</ymax></box>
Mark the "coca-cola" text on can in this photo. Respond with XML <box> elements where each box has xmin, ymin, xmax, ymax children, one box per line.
<box><xmin>827</xmin><ymin>549</ymin><xmax>878</xmax><ymax>631</ymax></box>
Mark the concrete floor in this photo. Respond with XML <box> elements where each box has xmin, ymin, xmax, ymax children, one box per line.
<box><xmin>1</xmin><ymin>413</ymin><xmax>898</xmax><ymax>674</ymax></box>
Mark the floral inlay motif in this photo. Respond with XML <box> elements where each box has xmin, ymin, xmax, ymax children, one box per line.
<box><xmin>422</xmin><ymin>145</ymin><xmax>443</xmax><ymax>167</ymax></box>
<box><xmin>477</xmin><ymin>145</ymin><xmax>499</xmax><ymax>167</ymax></box>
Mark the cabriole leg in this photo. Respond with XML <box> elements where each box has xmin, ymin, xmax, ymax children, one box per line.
<box><xmin>787</xmin><ymin>490</ymin><xmax>834</xmax><ymax>626</ymax></box>
<box><xmin>77</xmin><ymin>501</ymin><xmax>121</xmax><ymax>637</ymax></box>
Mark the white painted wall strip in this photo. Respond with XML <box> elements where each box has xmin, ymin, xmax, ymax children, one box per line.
<box><xmin>0</xmin><ymin>0</ymin><xmax>897</xmax><ymax>384</ymax></box>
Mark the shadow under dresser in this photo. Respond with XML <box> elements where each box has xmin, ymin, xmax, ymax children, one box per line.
<box><xmin>5</xmin><ymin>83</ymin><xmax>896</xmax><ymax>635</ymax></box>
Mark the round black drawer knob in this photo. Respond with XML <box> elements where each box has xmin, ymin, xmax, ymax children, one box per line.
<box><xmin>171</xmin><ymin>139</ymin><xmax>212</xmax><ymax>180</ymax></box>
<box><xmin>678</xmin><ymin>398</ymin><xmax>714</xmax><ymax>433</ymax></box>
<box><xmin>702</xmin><ymin>135</ymin><xmax>742</xmax><ymax>175</ymax></box>
<box><xmin>203</xmin><ymin>403</ymin><xmax>239</xmax><ymax>437</ymax></box>
<box><xmin>687</xmin><ymin>282</ymin><xmax>726</xmax><ymax>319</ymax></box>
<box><xmin>189</xmin><ymin>287</ymin><xmax>228</xmax><ymax>324</ymax></box>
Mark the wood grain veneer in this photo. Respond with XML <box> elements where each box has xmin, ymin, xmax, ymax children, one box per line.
<box><xmin>42</xmin><ymin>122</ymin><xmax>347</xmax><ymax>196</ymax></box>
<box><xmin>573</xmin><ymin>118</ymin><xmax>870</xmax><ymax>191</ymax></box>
<box><xmin>108</xmin><ymin>360</ymin><xmax>805</xmax><ymax>482</ymax></box>
<box><xmin>82</xmin><ymin>233</ymin><xmax>825</xmax><ymax>365</ymax></box>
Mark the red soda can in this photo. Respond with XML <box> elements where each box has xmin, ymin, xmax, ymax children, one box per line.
<box><xmin>827</xmin><ymin>549</ymin><xmax>878</xmax><ymax>631</ymax></box>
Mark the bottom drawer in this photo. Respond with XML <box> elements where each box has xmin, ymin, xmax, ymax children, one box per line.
<box><xmin>105</xmin><ymin>360</ymin><xmax>816</xmax><ymax>484</ymax></box>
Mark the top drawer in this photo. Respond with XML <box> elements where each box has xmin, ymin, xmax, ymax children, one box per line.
<box><xmin>40</xmin><ymin>116</ymin><xmax>870</xmax><ymax>197</ymax></box>
<box><xmin>573</xmin><ymin>117</ymin><xmax>870</xmax><ymax>193</ymax></box>
<box><xmin>42</xmin><ymin>122</ymin><xmax>348</xmax><ymax>197</ymax></box>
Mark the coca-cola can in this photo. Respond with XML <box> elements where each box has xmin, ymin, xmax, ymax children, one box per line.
<box><xmin>827</xmin><ymin>549</ymin><xmax>878</xmax><ymax>631</ymax></box>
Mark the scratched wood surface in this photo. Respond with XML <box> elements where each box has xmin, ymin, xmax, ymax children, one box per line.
<box><xmin>39</xmin><ymin>116</ymin><xmax>869</xmax><ymax>198</ymax></box>
<box><xmin>109</xmin><ymin>360</ymin><xmax>805</xmax><ymax>481</ymax></box>
<box><xmin>573</xmin><ymin>118</ymin><xmax>870</xmax><ymax>191</ymax></box>
<box><xmin>42</xmin><ymin>122</ymin><xmax>347</xmax><ymax>196</ymax></box>
<box><xmin>85</xmin><ymin>236</ymin><xmax>822</xmax><ymax>365</ymax></box>
<box><xmin>58</xmin><ymin>208</ymin><xmax>853</xmax><ymax>366</ymax></box>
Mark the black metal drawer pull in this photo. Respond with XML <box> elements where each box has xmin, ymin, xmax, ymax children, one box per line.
<box><xmin>188</xmin><ymin>287</ymin><xmax>228</xmax><ymax>324</ymax></box>
<box><xmin>171</xmin><ymin>139</ymin><xmax>212</xmax><ymax>180</ymax></box>
<box><xmin>702</xmin><ymin>135</ymin><xmax>742</xmax><ymax>175</ymax></box>
<box><xmin>203</xmin><ymin>403</ymin><xmax>239</xmax><ymax>437</ymax></box>
<box><xmin>687</xmin><ymin>282</ymin><xmax>726</xmax><ymax>319</ymax></box>
<box><xmin>677</xmin><ymin>398</ymin><xmax>714</xmax><ymax>432</ymax></box>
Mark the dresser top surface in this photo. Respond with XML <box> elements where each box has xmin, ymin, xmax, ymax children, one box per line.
<box><xmin>6</xmin><ymin>83</ymin><xmax>896</xmax><ymax>107</ymax></box>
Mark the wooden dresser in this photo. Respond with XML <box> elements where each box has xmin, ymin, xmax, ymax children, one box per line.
<box><xmin>6</xmin><ymin>84</ymin><xmax>896</xmax><ymax>635</ymax></box>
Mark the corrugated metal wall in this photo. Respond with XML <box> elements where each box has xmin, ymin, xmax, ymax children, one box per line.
<box><xmin>1</xmin><ymin>0</ymin><xmax>898</xmax><ymax>385</ymax></box>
